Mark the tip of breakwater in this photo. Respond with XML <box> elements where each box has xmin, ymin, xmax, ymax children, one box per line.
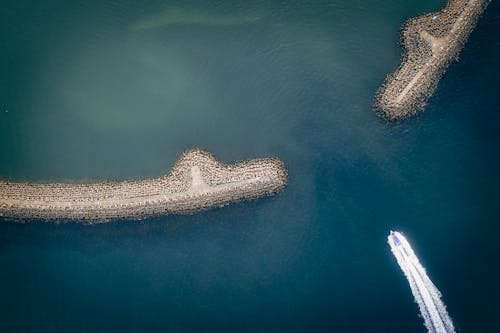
<box><xmin>374</xmin><ymin>0</ymin><xmax>490</xmax><ymax>120</ymax></box>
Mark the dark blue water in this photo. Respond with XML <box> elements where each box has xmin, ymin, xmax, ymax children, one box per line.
<box><xmin>1</xmin><ymin>1</ymin><xmax>499</xmax><ymax>332</ymax></box>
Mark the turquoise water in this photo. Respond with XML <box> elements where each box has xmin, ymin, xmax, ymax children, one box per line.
<box><xmin>1</xmin><ymin>0</ymin><xmax>499</xmax><ymax>331</ymax></box>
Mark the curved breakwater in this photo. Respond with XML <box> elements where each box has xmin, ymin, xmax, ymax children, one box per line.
<box><xmin>0</xmin><ymin>149</ymin><xmax>287</xmax><ymax>223</ymax></box>
<box><xmin>388</xmin><ymin>231</ymin><xmax>455</xmax><ymax>333</ymax></box>
<box><xmin>376</xmin><ymin>0</ymin><xmax>490</xmax><ymax>120</ymax></box>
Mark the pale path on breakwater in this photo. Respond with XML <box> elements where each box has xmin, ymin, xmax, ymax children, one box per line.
<box><xmin>376</xmin><ymin>0</ymin><xmax>490</xmax><ymax>120</ymax></box>
<box><xmin>0</xmin><ymin>149</ymin><xmax>287</xmax><ymax>222</ymax></box>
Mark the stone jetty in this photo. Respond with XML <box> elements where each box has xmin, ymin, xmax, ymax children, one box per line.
<box><xmin>0</xmin><ymin>149</ymin><xmax>287</xmax><ymax>223</ymax></box>
<box><xmin>375</xmin><ymin>0</ymin><xmax>490</xmax><ymax>120</ymax></box>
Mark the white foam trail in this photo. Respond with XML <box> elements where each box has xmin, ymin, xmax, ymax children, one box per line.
<box><xmin>388</xmin><ymin>231</ymin><xmax>455</xmax><ymax>333</ymax></box>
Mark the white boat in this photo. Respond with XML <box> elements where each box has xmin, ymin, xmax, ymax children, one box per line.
<box><xmin>388</xmin><ymin>231</ymin><xmax>455</xmax><ymax>333</ymax></box>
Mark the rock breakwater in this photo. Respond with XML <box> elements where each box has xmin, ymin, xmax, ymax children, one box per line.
<box><xmin>376</xmin><ymin>0</ymin><xmax>490</xmax><ymax>120</ymax></box>
<box><xmin>0</xmin><ymin>149</ymin><xmax>287</xmax><ymax>223</ymax></box>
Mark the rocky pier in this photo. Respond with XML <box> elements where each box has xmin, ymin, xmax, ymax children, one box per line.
<box><xmin>0</xmin><ymin>149</ymin><xmax>287</xmax><ymax>223</ymax></box>
<box><xmin>375</xmin><ymin>0</ymin><xmax>490</xmax><ymax>120</ymax></box>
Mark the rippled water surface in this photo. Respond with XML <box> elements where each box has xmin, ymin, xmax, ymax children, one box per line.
<box><xmin>1</xmin><ymin>0</ymin><xmax>499</xmax><ymax>332</ymax></box>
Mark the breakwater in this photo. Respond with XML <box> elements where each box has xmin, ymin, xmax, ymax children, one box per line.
<box><xmin>375</xmin><ymin>0</ymin><xmax>490</xmax><ymax>120</ymax></box>
<box><xmin>0</xmin><ymin>149</ymin><xmax>287</xmax><ymax>222</ymax></box>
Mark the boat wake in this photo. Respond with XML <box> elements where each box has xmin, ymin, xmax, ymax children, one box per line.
<box><xmin>388</xmin><ymin>231</ymin><xmax>455</xmax><ymax>333</ymax></box>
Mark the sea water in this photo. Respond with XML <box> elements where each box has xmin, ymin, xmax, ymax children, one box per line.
<box><xmin>1</xmin><ymin>0</ymin><xmax>499</xmax><ymax>332</ymax></box>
